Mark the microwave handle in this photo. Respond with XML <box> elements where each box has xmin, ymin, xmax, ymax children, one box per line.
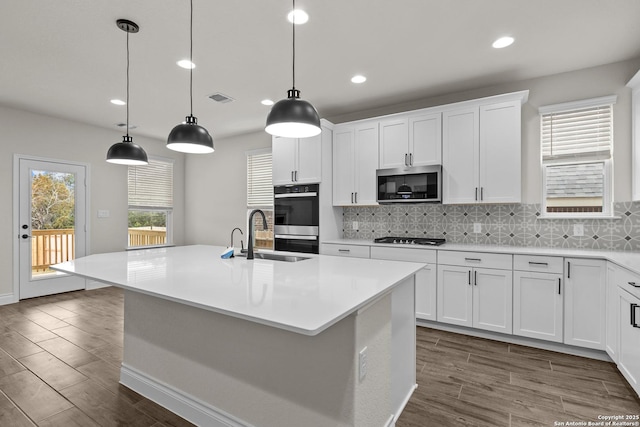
<box><xmin>275</xmin><ymin>234</ymin><xmax>318</xmax><ymax>241</ymax></box>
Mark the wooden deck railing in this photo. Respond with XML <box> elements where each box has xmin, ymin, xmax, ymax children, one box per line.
<box><xmin>128</xmin><ymin>229</ymin><xmax>167</xmax><ymax>247</ymax></box>
<box><xmin>31</xmin><ymin>229</ymin><xmax>75</xmax><ymax>272</ymax></box>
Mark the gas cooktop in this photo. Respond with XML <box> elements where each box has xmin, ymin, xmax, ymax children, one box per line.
<box><xmin>374</xmin><ymin>237</ymin><xmax>446</xmax><ymax>246</ymax></box>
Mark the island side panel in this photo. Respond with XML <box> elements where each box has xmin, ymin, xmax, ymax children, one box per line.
<box><xmin>120</xmin><ymin>290</ymin><xmax>394</xmax><ymax>427</ymax></box>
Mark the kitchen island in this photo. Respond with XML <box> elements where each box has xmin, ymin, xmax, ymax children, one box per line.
<box><xmin>53</xmin><ymin>245</ymin><xmax>424</xmax><ymax>427</ymax></box>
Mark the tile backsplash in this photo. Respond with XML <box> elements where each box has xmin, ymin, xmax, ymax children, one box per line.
<box><xmin>342</xmin><ymin>202</ymin><xmax>640</xmax><ymax>251</ymax></box>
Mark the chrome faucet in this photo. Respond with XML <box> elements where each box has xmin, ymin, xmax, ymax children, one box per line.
<box><xmin>230</xmin><ymin>227</ymin><xmax>243</xmax><ymax>257</ymax></box>
<box><xmin>247</xmin><ymin>209</ymin><xmax>268</xmax><ymax>260</ymax></box>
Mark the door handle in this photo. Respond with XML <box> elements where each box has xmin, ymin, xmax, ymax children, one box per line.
<box><xmin>22</xmin><ymin>224</ymin><xmax>29</xmax><ymax>229</ymax></box>
<box><xmin>21</xmin><ymin>234</ymin><xmax>30</xmax><ymax>239</ymax></box>
<box><xmin>631</xmin><ymin>303</ymin><xmax>640</xmax><ymax>328</ymax></box>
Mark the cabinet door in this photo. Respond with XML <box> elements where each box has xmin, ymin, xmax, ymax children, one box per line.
<box><xmin>296</xmin><ymin>133</ymin><xmax>322</xmax><ymax>184</ymax></box>
<box><xmin>618</xmin><ymin>289</ymin><xmax>640</xmax><ymax>396</ymax></box>
<box><xmin>479</xmin><ymin>100</ymin><xmax>521</xmax><ymax>203</ymax></box>
<box><xmin>564</xmin><ymin>258</ymin><xmax>607</xmax><ymax>350</ymax></box>
<box><xmin>353</xmin><ymin>123</ymin><xmax>379</xmax><ymax>205</ymax></box>
<box><xmin>437</xmin><ymin>264</ymin><xmax>472</xmax><ymax>327</ymax></box>
<box><xmin>416</xmin><ymin>264</ymin><xmax>437</xmax><ymax>321</ymax></box>
<box><xmin>472</xmin><ymin>267</ymin><xmax>513</xmax><ymax>334</ymax></box>
<box><xmin>513</xmin><ymin>271</ymin><xmax>563</xmax><ymax>342</ymax></box>
<box><xmin>409</xmin><ymin>112</ymin><xmax>441</xmax><ymax>167</ymax></box>
<box><xmin>606</xmin><ymin>264</ymin><xmax>619</xmax><ymax>362</ymax></box>
<box><xmin>379</xmin><ymin>118</ymin><xmax>408</xmax><ymax>169</ymax></box>
<box><xmin>442</xmin><ymin>107</ymin><xmax>479</xmax><ymax>204</ymax></box>
<box><xmin>332</xmin><ymin>126</ymin><xmax>355</xmax><ymax>205</ymax></box>
<box><xmin>272</xmin><ymin>136</ymin><xmax>296</xmax><ymax>185</ymax></box>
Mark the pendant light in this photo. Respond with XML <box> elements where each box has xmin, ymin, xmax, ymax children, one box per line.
<box><xmin>107</xmin><ymin>19</ymin><xmax>149</xmax><ymax>165</ymax></box>
<box><xmin>265</xmin><ymin>0</ymin><xmax>321</xmax><ymax>138</ymax></box>
<box><xmin>167</xmin><ymin>0</ymin><xmax>214</xmax><ymax>154</ymax></box>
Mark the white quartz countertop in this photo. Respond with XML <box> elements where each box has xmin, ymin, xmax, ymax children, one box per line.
<box><xmin>323</xmin><ymin>239</ymin><xmax>640</xmax><ymax>276</ymax></box>
<box><xmin>52</xmin><ymin>245</ymin><xmax>424</xmax><ymax>336</ymax></box>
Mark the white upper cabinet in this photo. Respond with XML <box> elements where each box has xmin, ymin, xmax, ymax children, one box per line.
<box><xmin>627</xmin><ymin>69</ymin><xmax>640</xmax><ymax>200</ymax></box>
<box><xmin>332</xmin><ymin>122</ymin><xmax>379</xmax><ymax>206</ymax></box>
<box><xmin>379</xmin><ymin>113</ymin><xmax>441</xmax><ymax>169</ymax></box>
<box><xmin>442</xmin><ymin>91</ymin><xmax>528</xmax><ymax>204</ymax></box>
<box><xmin>272</xmin><ymin>134</ymin><xmax>322</xmax><ymax>185</ymax></box>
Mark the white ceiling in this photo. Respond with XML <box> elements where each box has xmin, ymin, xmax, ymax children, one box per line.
<box><xmin>2</xmin><ymin>0</ymin><xmax>640</xmax><ymax>143</ymax></box>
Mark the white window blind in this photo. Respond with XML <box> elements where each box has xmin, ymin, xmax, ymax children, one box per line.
<box><xmin>540</xmin><ymin>96</ymin><xmax>615</xmax><ymax>161</ymax></box>
<box><xmin>128</xmin><ymin>158</ymin><xmax>174</xmax><ymax>209</ymax></box>
<box><xmin>247</xmin><ymin>150</ymin><xmax>273</xmax><ymax>208</ymax></box>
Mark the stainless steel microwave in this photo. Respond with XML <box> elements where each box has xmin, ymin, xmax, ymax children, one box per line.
<box><xmin>376</xmin><ymin>165</ymin><xmax>441</xmax><ymax>203</ymax></box>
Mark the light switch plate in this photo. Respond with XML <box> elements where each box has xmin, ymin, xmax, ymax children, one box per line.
<box><xmin>473</xmin><ymin>223</ymin><xmax>481</xmax><ymax>233</ymax></box>
<box><xmin>352</xmin><ymin>221</ymin><xmax>358</xmax><ymax>230</ymax></box>
<box><xmin>573</xmin><ymin>224</ymin><xmax>584</xmax><ymax>237</ymax></box>
<box><xmin>97</xmin><ymin>210</ymin><xmax>110</xmax><ymax>218</ymax></box>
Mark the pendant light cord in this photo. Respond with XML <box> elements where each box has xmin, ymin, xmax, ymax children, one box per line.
<box><xmin>292</xmin><ymin>0</ymin><xmax>296</xmax><ymax>90</ymax></box>
<box><xmin>125</xmin><ymin>29</ymin><xmax>130</xmax><ymax>138</ymax></box>
<box><xmin>189</xmin><ymin>0</ymin><xmax>194</xmax><ymax>117</ymax></box>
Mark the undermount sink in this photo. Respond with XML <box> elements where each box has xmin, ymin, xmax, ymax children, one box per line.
<box><xmin>236</xmin><ymin>252</ymin><xmax>310</xmax><ymax>262</ymax></box>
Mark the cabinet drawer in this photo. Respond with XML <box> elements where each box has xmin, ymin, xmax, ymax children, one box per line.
<box><xmin>370</xmin><ymin>246</ymin><xmax>436</xmax><ymax>263</ymax></box>
<box><xmin>514</xmin><ymin>255</ymin><xmax>563</xmax><ymax>274</ymax></box>
<box><xmin>437</xmin><ymin>250</ymin><xmax>512</xmax><ymax>270</ymax></box>
<box><xmin>617</xmin><ymin>266</ymin><xmax>640</xmax><ymax>300</ymax></box>
<box><xmin>320</xmin><ymin>243</ymin><xmax>370</xmax><ymax>259</ymax></box>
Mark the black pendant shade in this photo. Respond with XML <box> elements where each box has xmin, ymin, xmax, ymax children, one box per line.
<box><xmin>107</xmin><ymin>135</ymin><xmax>149</xmax><ymax>165</ymax></box>
<box><xmin>167</xmin><ymin>115</ymin><xmax>214</xmax><ymax>153</ymax></box>
<box><xmin>265</xmin><ymin>0</ymin><xmax>321</xmax><ymax>138</ymax></box>
<box><xmin>167</xmin><ymin>0</ymin><xmax>214</xmax><ymax>154</ymax></box>
<box><xmin>265</xmin><ymin>89</ymin><xmax>321</xmax><ymax>138</ymax></box>
<box><xmin>106</xmin><ymin>19</ymin><xmax>148</xmax><ymax>165</ymax></box>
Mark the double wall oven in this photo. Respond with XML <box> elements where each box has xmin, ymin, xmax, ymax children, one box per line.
<box><xmin>274</xmin><ymin>184</ymin><xmax>319</xmax><ymax>254</ymax></box>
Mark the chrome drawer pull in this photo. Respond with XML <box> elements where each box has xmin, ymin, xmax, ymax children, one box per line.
<box><xmin>529</xmin><ymin>262</ymin><xmax>549</xmax><ymax>266</ymax></box>
<box><xmin>465</xmin><ymin>258</ymin><xmax>481</xmax><ymax>262</ymax></box>
<box><xmin>338</xmin><ymin>249</ymin><xmax>351</xmax><ymax>253</ymax></box>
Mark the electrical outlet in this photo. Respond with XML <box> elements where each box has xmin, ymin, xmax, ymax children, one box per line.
<box><xmin>473</xmin><ymin>223</ymin><xmax>481</xmax><ymax>233</ymax></box>
<box><xmin>573</xmin><ymin>224</ymin><xmax>584</xmax><ymax>237</ymax></box>
<box><xmin>359</xmin><ymin>346</ymin><xmax>367</xmax><ymax>382</ymax></box>
<box><xmin>352</xmin><ymin>221</ymin><xmax>358</xmax><ymax>230</ymax></box>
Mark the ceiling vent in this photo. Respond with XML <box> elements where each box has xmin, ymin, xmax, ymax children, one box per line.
<box><xmin>208</xmin><ymin>92</ymin><xmax>234</xmax><ymax>104</ymax></box>
<box><xmin>116</xmin><ymin>123</ymin><xmax>137</xmax><ymax>130</ymax></box>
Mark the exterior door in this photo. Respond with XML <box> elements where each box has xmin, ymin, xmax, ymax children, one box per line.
<box><xmin>18</xmin><ymin>157</ymin><xmax>87</xmax><ymax>299</ymax></box>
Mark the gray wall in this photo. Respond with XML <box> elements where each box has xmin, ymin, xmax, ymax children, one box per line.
<box><xmin>0</xmin><ymin>105</ymin><xmax>186</xmax><ymax>298</ymax></box>
<box><xmin>183</xmin><ymin>130</ymin><xmax>271</xmax><ymax>246</ymax></box>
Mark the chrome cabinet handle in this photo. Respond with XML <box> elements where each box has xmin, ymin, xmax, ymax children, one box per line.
<box><xmin>631</xmin><ymin>303</ymin><xmax>640</xmax><ymax>328</ymax></box>
<box><xmin>351</xmin><ymin>192</ymin><xmax>354</xmax><ymax>203</ymax></box>
<box><xmin>295</xmin><ymin>170</ymin><xmax>298</xmax><ymax>181</ymax></box>
<box><xmin>409</xmin><ymin>153</ymin><xmax>413</xmax><ymax>166</ymax></box>
<box><xmin>291</xmin><ymin>171</ymin><xmax>294</xmax><ymax>182</ymax></box>
<box><xmin>481</xmin><ymin>187</ymin><xmax>484</xmax><ymax>201</ymax></box>
<box><xmin>475</xmin><ymin>187</ymin><xmax>478</xmax><ymax>201</ymax></box>
<box><xmin>558</xmin><ymin>278</ymin><xmax>561</xmax><ymax>295</ymax></box>
<box><xmin>529</xmin><ymin>262</ymin><xmax>549</xmax><ymax>266</ymax></box>
<box><xmin>355</xmin><ymin>192</ymin><xmax>358</xmax><ymax>204</ymax></box>
<box><xmin>404</xmin><ymin>153</ymin><xmax>408</xmax><ymax>166</ymax></box>
<box><xmin>474</xmin><ymin>270</ymin><xmax>478</xmax><ymax>286</ymax></box>
<box><xmin>468</xmin><ymin>270</ymin><xmax>471</xmax><ymax>285</ymax></box>
<box><xmin>567</xmin><ymin>261</ymin><xmax>571</xmax><ymax>278</ymax></box>
<box><xmin>465</xmin><ymin>258</ymin><xmax>481</xmax><ymax>262</ymax></box>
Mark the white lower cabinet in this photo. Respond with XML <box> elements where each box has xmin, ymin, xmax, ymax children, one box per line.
<box><xmin>564</xmin><ymin>258</ymin><xmax>607</xmax><ymax>350</ymax></box>
<box><xmin>606</xmin><ymin>263</ymin><xmax>620</xmax><ymax>362</ymax></box>
<box><xmin>370</xmin><ymin>246</ymin><xmax>437</xmax><ymax>321</ymax></box>
<box><xmin>513</xmin><ymin>255</ymin><xmax>563</xmax><ymax>343</ymax></box>
<box><xmin>437</xmin><ymin>251</ymin><xmax>513</xmax><ymax>334</ymax></box>
<box><xmin>618</xmin><ymin>286</ymin><xmax>640</xmax><ymax>396</ymax></box>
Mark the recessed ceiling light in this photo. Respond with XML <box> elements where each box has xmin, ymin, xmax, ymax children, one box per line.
<box><xmin>261</xmin><ymin>99</ymin><xmax>275</xmax><ymax>106</ymax></box>
<box><xmin>110</xmin><ymin>99</ymin><xmax>126</xmax><ymax>106</ymax></box>
<box><xmin>176</xmin><ymin>59</ymin><xmax>195</xmax><ymax>69</ymax></box>
<box><xmin>287</xmin><ymin>9</ymin><xmax>309</xmax><ymax>24</ymax></box>
<box><xmin>492</xmin><ymin>36</ymin><xmax>514</xmax><ymax>49</ymax></box>
<box><xmin>351</xmin><ymin>75</ymin><xmax>367</xmax><ymax>84</ymax></box>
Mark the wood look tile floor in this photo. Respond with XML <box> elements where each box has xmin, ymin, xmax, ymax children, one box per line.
<box><xmin>0</xmin><ymin>287</ymin><xmax>637</xmax><ymax>426</ymax></box>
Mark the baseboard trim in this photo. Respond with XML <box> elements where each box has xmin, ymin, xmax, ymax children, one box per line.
<box><xmin>0</xmin><ymin>293</ymin><xmax>18</xmax><ymax>306</ymax></box>
<box><xmin>393</xmin><ymin>384</ymin><xmax>417</xmax><ymax>425</ymax></box>
<box><xmin>86</xmin><ymin>280</ymin><xmax>111</xmax><ymax>290</ymax></box>
<box><xmin>417</xmin><ymin>320</ymin><xmax>611</xmax><ymax>362</ymax></box>
<box><xmin>120</xmin><ymin>364</ymin><xmax>255</xmax><ymax>427</ymax></box>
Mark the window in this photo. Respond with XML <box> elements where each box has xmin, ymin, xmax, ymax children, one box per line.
<box><xmin>128</xmin><ymin>157</ymin><xmax>174</xmax><ymax>247</ymax></box>
<box><xmin>539</xmin><ymin>95</ymin><xmax>616</xmax><ymax>216</ymax></box>
<box><xmin>246</xmin><ymin>148</ymin><xmax>274</xmax><ymax>249</ymax></box>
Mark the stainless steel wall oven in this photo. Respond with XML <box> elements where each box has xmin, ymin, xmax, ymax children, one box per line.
<box><xmin>274</xmin><ymin>184</ymin><xmax>319</xmax><ymax>254</ymax></box>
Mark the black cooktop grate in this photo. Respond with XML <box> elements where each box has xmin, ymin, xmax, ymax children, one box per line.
<box><xmin>374</xmin><ymin>237</ymin><xmax>446</xmax><ymax>246</ymax></box>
